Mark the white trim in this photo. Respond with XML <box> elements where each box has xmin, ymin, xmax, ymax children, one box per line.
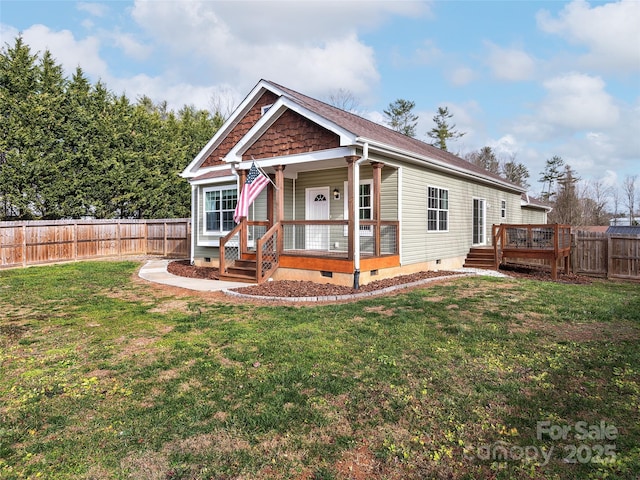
<box><xmin>500</xmin><ymin>198</ymin><xmax>507</xmax><ymax>220</ymax></box>
<box><xmin>397</xmin><ymin>166</ymin><xmax>403</xmax><ymax>265</ymax></box>
<box><xmin>472</xmin><ymin>197</ymin><xmax>487</xmax><ymax>246</ymax></box>
<box><xmin>190</xmin><ymin>175</ymin><xmax>237</xmax><ymax>186</ymax></box>
<box><xmin>202</xmin><ymin>185</ymin><xmax>238</xmax><ymax>235</ymax></box>
<box><xmin>427</xmin><ymin>185</ymin><xmax>449</xmax><ymax>233</ymax></box>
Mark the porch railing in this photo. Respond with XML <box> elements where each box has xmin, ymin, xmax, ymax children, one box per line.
<box><xmin>256</xmin><ymin>223</ymin><xmax>281</xmax><ymax>281</ymax></box>
<box><xmin>281</xmin><ymin>220</ymin><xmax>399</xmax><ymax>258</ymax></box>
<box><xmin>219</xmin><ymin>221</ymin><xmax>243</xmax><ymax>276</ymax></box>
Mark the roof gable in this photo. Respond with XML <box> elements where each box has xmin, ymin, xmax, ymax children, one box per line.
<box><xmin>200</xmin><ymin>90</ymin><xmax>279</xmax><ymax>169</ymax></box>
<box><xmin>243</xmin><ymin>109</ymin><xmax>340</xmax><ymax>160</ymax></box>
<box><xmin>182</xmin><ymin>79</ymin><xmax>527</xmax><ymax>194</ymax></box>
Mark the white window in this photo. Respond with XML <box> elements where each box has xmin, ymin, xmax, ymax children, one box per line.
<box><xmin>203</xmin><ymin>186</ymin><xmax>237</xmax><ymax>234</ymax></box>
<box><xmin>501</xmin><ymin>199</ymin><xmax>507</xmax><ymax>219</ymax></box>
<box><xmin>344</xmin><ymin>179</ymin><xmax>374</xmax><ymax>236</ymax></box>
<box><xmin>427</xmin><ymin>186</ymin><xmax>448</xmax><ymax>232</ymax></box>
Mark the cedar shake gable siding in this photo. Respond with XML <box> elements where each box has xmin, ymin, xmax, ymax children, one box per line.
<box><xmin>201</xmin><ymin>90</ymin><xmax>279</xmax><ymax>168</ymax></box>
<box><xmin>243</xmin><ymin>109</ymin><xmax>340</xmax><ymax>160</ymax></box>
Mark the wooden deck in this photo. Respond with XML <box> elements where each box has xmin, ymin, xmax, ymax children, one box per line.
<box><xmin>493</xmin><ymin>224</ymin><xmax>571</xmax><ymax>280</ymax></box>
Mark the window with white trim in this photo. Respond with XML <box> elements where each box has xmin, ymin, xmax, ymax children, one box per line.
<box><xmin>203</xmin><ymin>186</ymin><xmax>237</xmax><ymax>234</ymax></box>
<box><xmin>427</xmin><ymin>186</ymin><xmax>448</xmax><ymax>232</ymax></box>
<box><xmin>501</xmin><ymin>199</ymin><xmax>507</xmax><ymax>220</ymax></box>
<box><xmin>344</xmin><ymin>179</ymin><xmax>374</xmax><ymax>236</ymax></box>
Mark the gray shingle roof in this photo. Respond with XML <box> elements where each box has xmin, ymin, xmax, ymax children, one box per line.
<box><xmin>268</xmin><ymin>80</ymin><xmax>523</xmax><ymax>191</ymax></box>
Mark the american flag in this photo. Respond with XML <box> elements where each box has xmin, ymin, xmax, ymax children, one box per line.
<box><xmin>233</xmin><ymin>162</ymin><xmax>270</xmax><ymax>223</ymax></box>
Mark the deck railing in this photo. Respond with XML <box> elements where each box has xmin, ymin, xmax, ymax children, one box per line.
<box><xmin>492</xmin><ymin>223</ymin><xmax>572</xmax><ymax>278</ymax></box>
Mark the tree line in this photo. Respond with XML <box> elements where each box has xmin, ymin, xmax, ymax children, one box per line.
<box><xmin>0</xmin><ymin>37</ymin><xmax>223</xmax><ymax>220</ymax></box>
<box><xmin>378</xmin><ymin>97</ymin><xmax>638</xmax><ymax>226</ymax></box>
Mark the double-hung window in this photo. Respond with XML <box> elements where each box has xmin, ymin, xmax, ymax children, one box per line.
<box><xmin>501</xmin><ymin>199</ymin><xmax>507</xmax><ymax>220</ymax></box>
<box><xmin>427</xmin><ymin>186</ymin><xmax>448</xmax><ymax>232</ymax></box>
<box><xmin>203</xmin><ymin>186</ymin><xmax>237</xmax><ymax>234</ymax></box>
<box><xmin>344</xmin><ymin>179</ymin><xmax>373</xmax><ymax>236</ymax></box>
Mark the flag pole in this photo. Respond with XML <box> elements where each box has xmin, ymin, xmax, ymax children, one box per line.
<box><xmin>251</xmin><ymin>156</ymin><xmax>279</xmax><ymax>190</ymax></box>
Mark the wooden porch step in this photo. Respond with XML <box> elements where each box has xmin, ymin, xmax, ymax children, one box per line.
<box><xmin>463</xmin><ymin>247</ymin><xmax>497</xmax><ymax>269</ymax></box>
<box><xmin>221</xmin><ymin>259</ymin><xmax>257</xmax><ymax>283</ymax></box>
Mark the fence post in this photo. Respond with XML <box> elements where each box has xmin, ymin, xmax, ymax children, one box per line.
<box><xmin>607</xmin><ymin>235</ymin><xmax>612</xmax><ymax>279</ymax></box>
<box><xmin>144</xmin><ymin>221</ymin><xmax>148</xmax><ymax>255</ymax></box>
<box><xmin>163</xmin><ymin>222</ymin><xmax>168</xmax><ymax>257</ymax></box>
<box><xmin>117</xmin><ymin>220</ymin><xmax>122</xmax><ymax>258</ymax></box>
<box><xmin>22</xmin><ymin>224</ymin><xmax>27</xmax><ymax>267</ymax></box>
<box><xmin>73</xmin><ymin>222</ymin><xmax>78</xmax><ymax>261</ymax></box>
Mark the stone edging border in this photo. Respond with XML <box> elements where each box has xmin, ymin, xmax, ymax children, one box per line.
<box><xmin>222</xmin><ymin>273</ymin><xmax>474</xmax><ymax>302</ymax></box>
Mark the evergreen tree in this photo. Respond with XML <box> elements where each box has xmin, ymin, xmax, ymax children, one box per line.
<box><xmin>466</xmin><ymin>146</ymin><xmax>500</xmax><ymax>174</ymax></box>
<box><xmin>539</xmin><ymin>155</ymin><xmax>565</xmax><ymax>201</ymax></box>
<box><xmin>0</xmin><ymin>37</ymin><xmax>48</xmax><ymax>219</ymax></box>
<box><xmin>383</xmin><ymin>99</ymin><xmax>418</xmax><ymax>137</ymax></box>
<box><xmin>550</xmin><ymin>165</ymin><xmax>581</xmax><ymax>225</ymax></box>
<box><xmin>427</xmin><ymin>106</ymin><xmax>465</xmax><ymax>151</ymax></box>
<box><xmin>501</xmin><ymin>160</ymin><xmax>530</xmax><ymax>189</ymax></box>
<box><xmin>0</xmin><ymin>36</ymin><xmax>226</xmax><ymax>220</ymax></box>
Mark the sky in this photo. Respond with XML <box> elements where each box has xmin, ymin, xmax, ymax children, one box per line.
<box><xmin>1</xmin><ymin>0</ymin><xmax>639</xmax><ymax>196</ymax></box>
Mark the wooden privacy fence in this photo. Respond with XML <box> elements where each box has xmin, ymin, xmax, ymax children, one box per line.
<box><xmin>572</xmin><ymin>232</ymin><xmax>639</xmax><ymax>280</ymax></box>
<box><xmin>0</xmin><ymin>219</ymin><xmax>191</xmax><ymax>269</ymax></box>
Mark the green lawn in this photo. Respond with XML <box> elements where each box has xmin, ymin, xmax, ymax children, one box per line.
<box><xmin>0</xmin><ymin>261</ymin><xmax>638</xmax><ymax>479</ymax></box>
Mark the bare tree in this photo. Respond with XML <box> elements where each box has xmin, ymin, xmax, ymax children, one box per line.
<box><xmin>611</xmin><ymin>187</ymin><xmax>621</xmax><ymax>225</ymax></box>
<box><xmin>583</xmin><ymin>178</ymin><xmax>612</xmax><ymax>225</ymax></box>
<box><xmin>549</xmin><ymin>165</ymin><xmax>581</xmax><ymax>225</ymax></box>
<box><xmin>622</xmin><ymin>174</ymin><xmax>638</xmax><ymax>225</ymax></box>
<box><xmin>326</xmin><ymin>88</ymin><xmax>360</xmax><ymax>113</ymax></box>
<box><xmin>209</xmin><ymin>89</ymin><xmax>236</xmax><ymax>121</ymax></box>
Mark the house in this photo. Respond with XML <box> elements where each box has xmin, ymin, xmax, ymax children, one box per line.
<box><xmin>181</xmin><ymin>79</ymin><xmax>550</xmax><ymax>287</ymax></box>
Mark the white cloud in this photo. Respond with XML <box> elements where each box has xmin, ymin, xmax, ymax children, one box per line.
<box><xmin>108</xmin><ymin>31</ymin><xmax>152</xmax><ymax>61</ymax></box>
<box><xmin>77</xmin><ymin>2</ymin><xmax>109</xmax><ymax>17</ymax></box>
<box><xmin>412</xmin><ymin>39</ymin><xmax>443</xmax><ymax>65</ymax></box>
<box><xmin>110</xmin><ymin>73</ymin><xmax>234</xmax><ymax>111</ymax></box>
<box><xmin>484</xmin><ymin>42</ymin><xmax>536</xmax><ymax>81</ymax></box>
<box><xmin>128</xmin><ymin>0</ymin><xmax>427</xmax><ymax>98</ymax></box>
<box><xmin>19</xmin><ymin>24</ymin><xmax>108</xmax><ymax>79</ymax></box>
<box><xmin>536</xmin><ymin>0</ymin><xmax>640</xmax><ymax>73</ymax></box>
<box><xmin>539</xmin><ymin>73</ymin><xmax>619</xmax><ymax>130</ymax></box>
<box><xmin>448</xmin><ymin>66</ymin><xmax>475</xmax><ymax>86</ymax></box>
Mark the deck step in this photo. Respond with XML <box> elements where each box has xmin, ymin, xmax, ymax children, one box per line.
<box><xmin>464</xmin><ymin>247</ymin><xmax>497</xmax><ymax>270</ymax></box>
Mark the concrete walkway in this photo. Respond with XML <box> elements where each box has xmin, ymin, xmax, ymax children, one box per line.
<box><xmin>138</xmin><ymin>259</ymin><xmax>255</xmax><ymax>292</ymax></box>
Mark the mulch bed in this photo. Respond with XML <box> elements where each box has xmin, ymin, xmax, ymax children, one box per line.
<box><xmin>499</xmin><ymin>264</ymin><xmax>592</xmax><ymax>284</ymax></box>
<box><xmin>166</xmin><ymin>259</ymin><xmax>592</xmax><ymax>299</ymax></box>
<box><xmin>167</xmin><ymin>259</ymin><xmax>220</xmax><ymax>280</ymax></box>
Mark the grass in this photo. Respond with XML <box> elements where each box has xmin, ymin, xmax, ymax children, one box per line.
<box><xmin>0</xmin><ymin>261</ymin><xmax>639</xmax><ymax>479</ymax></box>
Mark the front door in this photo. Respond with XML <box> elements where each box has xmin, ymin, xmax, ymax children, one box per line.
<box><xmin>305</xmin><ymin>187</ymin><xmax>330</xmax><ymax>250</ymax></box>
<box><xmin>472</xmin><ymin>198</ymin><xmax>486</xmax><ymax>245</ymax></box>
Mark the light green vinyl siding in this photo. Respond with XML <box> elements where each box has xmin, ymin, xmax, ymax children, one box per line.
<box><xmin>400</xmin><ymin>164</ymin><xmax>523</xmax><ymax>265</ymax></box>
<box><xmin>521</xmin><ymin>206</ymin><xmax>548</xmax><ymax>224</ymax></box>
<box><xmin>294</xmin><ymin>168</ymin><xmax>354</xmax><ymax>221</ymax></box>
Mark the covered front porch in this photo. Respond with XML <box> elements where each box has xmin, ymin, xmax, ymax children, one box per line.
<box><xmin>218</xmin><ymin>155</ymin><xmax>400</xmax><ymax>285</ymax></box>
